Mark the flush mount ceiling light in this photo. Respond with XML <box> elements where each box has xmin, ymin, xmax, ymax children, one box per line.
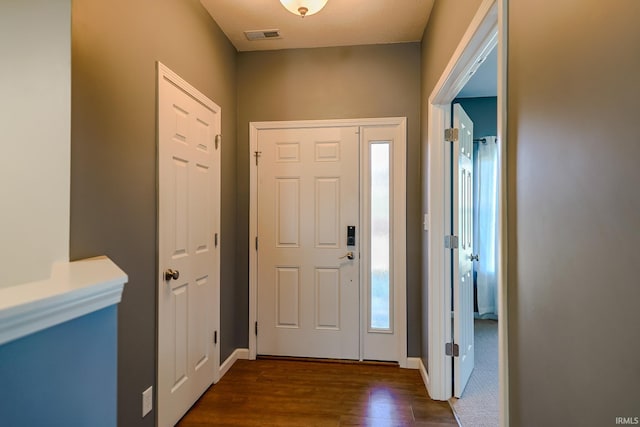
<box><xmin>279</xmin><ymin>0</ymin><xmax>328</xmax><ymax>18</ymax></box>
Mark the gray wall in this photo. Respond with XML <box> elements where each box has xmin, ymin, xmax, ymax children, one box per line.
<box><xmin>0</xmin><ymin>307</ymin><xmax>117</xmax><ymax>427</ymax></box>
<box><xmin>237</xmin><ymin>43</ymin><xmax>423</xmax><ymax>356</ymax></box>
<box><xmin>453</xmin><ymin>97</ymin><xmax>497</xmax><ymax>138</ymax></box>
<box><xmin>508</xmin><ymin>0</ymin><xmax>640</xmax><ymax>425</ymax></box>
<box><xmin>70</xmin><ymin>1</ymin><xmax>238</xmax><ymax>426</ymax></box>
<box><xmin>419</xmin><ymin>0</ymin><xmax>485</xmax><ymax>370</ymax></box>
<box><xmin>422</xmin><ymin>0</ymin><xmax>640</xmax><ymax>423</ymax></box>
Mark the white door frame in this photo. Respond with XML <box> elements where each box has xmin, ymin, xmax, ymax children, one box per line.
<box><xmin>249</xmin><ymin>117</ymin><xmax>407</xmax><ymax>367</ymax></box>
<box><xmin>426</xmin><ymin>0</ymin><xmax>509</xmax><ymax>425</ymax></box>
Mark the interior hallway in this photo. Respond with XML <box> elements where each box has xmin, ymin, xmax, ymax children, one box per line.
<box><xmin>177</xmin><ymin>359</ymin><xmax>458</xmax><ymax>426</ymax></box>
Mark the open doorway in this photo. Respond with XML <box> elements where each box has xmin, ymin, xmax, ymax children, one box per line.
<box><xmin>449</xmin><ymin>44</ymin><xmax>499</xmax><ymax>426</ymax></box>
<box><xmin>426</xmin><ymin>0</ymin><xmax>508</xmax><ymax>426</ymax></box>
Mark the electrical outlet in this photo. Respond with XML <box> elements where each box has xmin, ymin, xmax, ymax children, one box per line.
<box><xmin>142</xmin><ymin>386</ymin><xmax>153</xmax><ymax>417</ymax></box>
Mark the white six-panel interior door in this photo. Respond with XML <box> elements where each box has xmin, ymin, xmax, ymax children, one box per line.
<box><xmin>453</xmin><ymin>103</ymin><xmax>475</xmax><ymax>397</ymax></box>
<box><xmin>157</xmin><ymin>63</ymin><xmax>221</xmax><ymax>427</ymax></box>
<box><xmin>250</xmin><ymin>118</ymin><xmax>407</xmax><ymax>365</ymax></box>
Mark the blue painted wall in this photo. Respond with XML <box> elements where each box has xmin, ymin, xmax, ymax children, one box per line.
<box><xmin>453</xmin><ymin>96</ymin><xmax>497</xmax><ymax>138</ymax></box>
<box><xmin>0</xmin><ymin>306</ymin><xmax>118</xmax><ymax>427</ymax></box>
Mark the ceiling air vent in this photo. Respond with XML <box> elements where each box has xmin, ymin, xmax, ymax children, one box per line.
<box><xmin>244</xmin><ymin>29</ymin><xmax>281</xmax><ymax>41</ymax></box>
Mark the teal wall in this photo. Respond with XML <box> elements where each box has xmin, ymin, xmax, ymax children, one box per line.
<box><xmin>453</xmin><ymin>97</ymin><xmax>497</xmax><ymax>138</ymax></box>
<box><xmin>0</xmin><ymin>307</ymin><xmax>118</xmax><ymax>427</ymax></box>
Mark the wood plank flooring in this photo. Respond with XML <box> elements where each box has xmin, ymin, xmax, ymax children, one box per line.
<box><xmin>177</xmin><ymin>359</ymin><xmax>458</xmax><ymax>426</ymax></box>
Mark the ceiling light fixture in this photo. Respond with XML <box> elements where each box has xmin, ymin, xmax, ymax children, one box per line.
<box><xmin>279</xmin><ymin>0</ymin><xmax>328</xmax><ymax>18</ymax></box>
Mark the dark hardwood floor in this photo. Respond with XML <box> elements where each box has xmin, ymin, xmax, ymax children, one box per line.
<box><xmin>177</xmin><ymin>358</ymin><xmax>458</xmax><ymax>426</ymax></box>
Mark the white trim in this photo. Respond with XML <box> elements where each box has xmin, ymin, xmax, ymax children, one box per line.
<box><xmin>497</xmin><ymin>0</ymin><xmax>509</xmax><ymax>425</ymax></box>
<box><xmin>428</xmin><ymin>1</ymin><xmax>498</xmax><ymax>105</ymax></box>
<box><xmin>248</xmin><ymin>123</ymin><xmax>258</xmax><ymax>360</ymax></box>
<box><xmin>157</xmin><ymin>62</ymin><xmax>217</xmax><ymax>112</ymax></box>
<box><xmin>219</xmin><ymin>348</ymin><xmax>250</xmax><ymax>379</ymax></box>
<box><xmin>249</xmin><ymin>118</ymin><xmax>407</xmax><ymax>366</ymax></box>
<box><xmin>427</xmin><ymin>102</ymin><xmax>451</xmax><ymax>400</ymax></box>
<box><xmin>249</xmin><ymin>117</ymin><xmax>409</xmax><ymax>131</ymax></box>
<box><xmin>0</xmin><ymin>256</ymin><xmax>127</xmax><ymax>346</ymax></box>
<box><xmin>394</xmin><ymin>120</ymin><xmax>408</xmax><ymax>368</ymax></box>
<box><xmin>406</xmin><ymin>357</ymin><xmax>421</xmax><ymax>370</ymax></box>
<box><xmin>417</xmin><ymin>358</ymin><xmax>432</xmax><ymax>398</ymax></box>
<box><xmin>426</xmin><ymin>2</ymin><xmax>508</xmax><ymax>423</ymax></box>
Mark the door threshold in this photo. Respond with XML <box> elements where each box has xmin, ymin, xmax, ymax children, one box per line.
<box><xmin>257</xmin><ymin>355</ymin><xmax>399</xmax><ymax>367</ymax></box>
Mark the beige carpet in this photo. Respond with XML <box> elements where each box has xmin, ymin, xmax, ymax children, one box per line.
<box><xmin>450</xmin><ymin>319</ymin><xmax>499</xmax><ymax>427</ymax></box>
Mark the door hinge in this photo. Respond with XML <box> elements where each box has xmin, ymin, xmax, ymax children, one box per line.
<box><xmin>445</xmin><ymin>235</ymin><xmax>459</xmax><ymax>249</ymax></box>
<box><xmin>255</xmin><ymin>321</ymin><xmax>258</xmax><ymax>336</ymax></box>
<box><xmin>444</xmin><ymin>128</ymin><xmax>459</xmax><ymax>142</ymax></box>
<box><xmin>214</xmin><ymin>233</ymin><xmax>218</xmax><ymax>248</ymax></box>
<box><xmin>214</xmin><ymin>330</ymin><xmax>218</xmax><ymax>344</ymax></box>
<box><xmin>255</xmin><ymin>236</ymin><xmax>258</xmax><ymax>251</ymax></box>
<box><xmin>215</xmin><ymin>134</ymin><xmax>221</xmax><ymax>150</ymax></box>
<box><xmin>254</xmin><ymin>151</ymin><xmax>262</xmax><ymax>166</ymax></box>
<box><xmin>445</xmin><ymin>342</ymin><xmax>460</xmax><ymax>357</ymax></box>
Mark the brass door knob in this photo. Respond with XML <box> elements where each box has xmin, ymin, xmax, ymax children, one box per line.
<box><xmin>165</xmin><ymin>269</ymin><xmax>180</xmax><ymax>281</ymax></box>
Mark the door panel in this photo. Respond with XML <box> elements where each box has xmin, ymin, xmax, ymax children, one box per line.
<box><xmin>257</xmin><ymin>126</ymin><xmax>359</xmax><ymax>360</ymax></box>
<box><xmin>315</xmin><ymin>268</ymin><xmax>340</xmax><ymax>329</ymax></box>
<box><xmin>158</xmin><ymin>66</ymin><xmax>220</xmax><ymax>427</ymax></box>
<box><xmin>315</xmin><ymin>178</ymin><xmax>340</xmax><ymax>247</ymax></box>
<box><xmin>276</xmin><ymin>267</ymin><xmax>300</xmax><ymax>327</ymax></box>
<box><xmin>276</xmin><ymin>178</ymin><xmax>300</xmax><ymax>247</ymax></box>
<box><xmin>453</xmin><ymin>104</ymin><xmax>475</xmax><ymax>397</ymax></box>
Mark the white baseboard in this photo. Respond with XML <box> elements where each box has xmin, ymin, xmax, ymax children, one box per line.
<box><xmin>406</xmin><ymin>357</ymin><xmax>421</xmax><ymax>370</ymax></box>
<box><xmin>407</xmin><ymin>357</ymin><xmax>432</xmax><ymax>398</ymax></box>
<box><xmin>418</xmin><ymin>357</ymin><xmax>431</xmax><ymax>396</ymax></box>
<box><xmin>219</xmin><ymin>348</ymin><xmax>249</xmax><ymax>379</ymax></box>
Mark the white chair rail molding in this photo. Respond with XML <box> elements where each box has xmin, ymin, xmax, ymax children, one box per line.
<box><xmin>0</xmin><ymin>256</ymin><xmax>127</xmax><ymax>346</ymax></box>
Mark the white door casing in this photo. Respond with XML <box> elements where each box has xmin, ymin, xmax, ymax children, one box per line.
<box><xmin>256</xmin><ymin>126</ymin><xmax>360</xmax><ymax>359</ymax></box>
<box><xmin>426</xmin><ymin>1</ymin><xmax>509</xmax><ymax>425</ymax></box>
<box><xmin>452</xmin><ymin>104</ymin><xmax>475</xmax><ymax>397</ymax></box>
<box><xmin>157</xmin><ymin>63</ymin><xmax>221</xmax><ymax>427</ymax></box>
<box><xmin>249</xmin><ymin>118</ymin><xmax>407</xmax><ymax>366</ymax></box>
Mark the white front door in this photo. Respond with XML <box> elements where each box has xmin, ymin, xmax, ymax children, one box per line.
<box><xmin>157</xmin><ymin>64</ymin><xmax>220</xmax><ymax>426</ymax></box>
<box><xmin>453</xmin><ymin>103</ymin><xmax>475</xmax><ymax>397</ymax></box>
<box><xmin>256</xmin><ymin>126</ymin><xmax>360</xmax><ymax>359</ymax></box>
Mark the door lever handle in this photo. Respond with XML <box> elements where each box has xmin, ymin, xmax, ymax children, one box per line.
<box><xmin>339</xmin><ymin>251</ymin><xmax>355</xmax><ymax>260</ymax></box>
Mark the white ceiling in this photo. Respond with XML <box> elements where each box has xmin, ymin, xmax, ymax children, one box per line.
<box><xmin>457</xmin><ymin>45</ymin><xmax>497</xmax><ymax>98</ymax></box>
<box><xmin>200</xmin><ymin>0</ymin><xmax>435</xmax><ymax>52</ymax></box>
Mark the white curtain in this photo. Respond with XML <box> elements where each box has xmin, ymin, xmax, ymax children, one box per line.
<box><xmin>474</xmin><ymin>136</ymin><xmax>498</xmax><ymax>318</ymax></box>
